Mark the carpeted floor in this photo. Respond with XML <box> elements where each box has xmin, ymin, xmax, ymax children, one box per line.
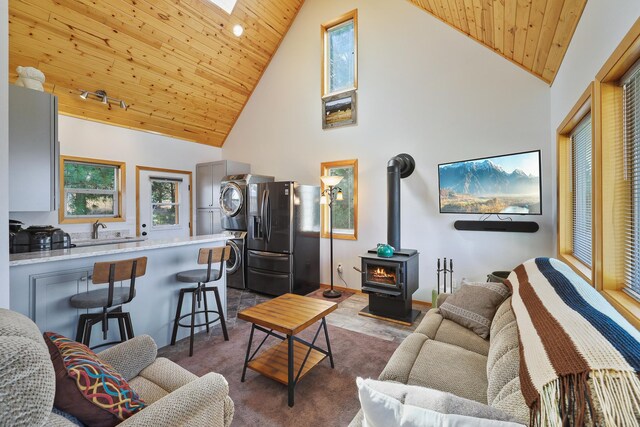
<box><xmin>162</xmin><ymin>320</ymin><xmax>398</xmax><ymax>427</ymax></box>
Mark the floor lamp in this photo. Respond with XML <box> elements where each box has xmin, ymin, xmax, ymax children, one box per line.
<box><xmin>321</xmin><ymin>175</ymin><xmax>344</xmax><ymax>299</ymax></box>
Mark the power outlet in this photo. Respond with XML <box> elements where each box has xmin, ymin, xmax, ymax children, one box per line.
<box><xmin>337</xmin><ymin>263</ymin><xmax>343</xmax><ymax>273</ymax></box>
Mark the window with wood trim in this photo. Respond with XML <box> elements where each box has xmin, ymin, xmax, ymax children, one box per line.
<box><xmin>321</xmin><ymin>159</ymin><xmax>358</xmax><ymax>240</ymax></box>
<box><xmin>557</xmin><ymin>85</ymin><xmax>594</xmax><ymax>283</ymax></box>
<box><xmin>571</xmin><ymin>116</ymin><xmax>593</xmax><ymax>268</ymax></box>
<box><xmin>322</xmin><ymin>10</ymin><xmax>357</xmax><ymax>97</ymax></box>
<box><xmin>594</xmin><ymin>19</ymin><xmax>640</xmax><ymax>328</ymax></box>
<box><xmin>620</xmin><ymin>63</ymin><xmax>640</xmax><ymax>301</ymax></box>
<box><xmin>59</xmin><ymin>156</ymin><xmax>125</xmax><ymax>224</ymax></box>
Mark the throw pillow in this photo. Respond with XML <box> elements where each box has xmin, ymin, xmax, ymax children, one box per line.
<box><xmin>439</xmin><ymin>280</ymin><xmax>510</xmax><ymax>339</ymax></box>
<box><xmin>357</xmin><ymin>378</ymin><xmax>525</xmax><ymax>427</ymax></box>
<box><xmin>44</xmin><ymin>332</ymin><xmax>146</xmax><ymax>427</ymax></box>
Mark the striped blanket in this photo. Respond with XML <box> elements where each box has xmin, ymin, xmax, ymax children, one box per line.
<box><xmin>507</xmin><ymin>258</ymin><xmax>640</xmax><ymax>426</ymax></box>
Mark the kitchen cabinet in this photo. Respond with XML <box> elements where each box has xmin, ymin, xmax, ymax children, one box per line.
<box><xmin>197</xmin><ymin>208</ymin><xmax>222</xmax><ymax>235</ymax></box>
<box><xmin>9</xmin><ymin>85</ymin><xmax>59</xmax><ymax>212</ymax></box>
<box><xmin>196</xmin><ymin>160</ymin><xmax>249</xmax><ymax>235</ymax></box>
<box><xmin>31</xmin><ymin>268</ymin><xmax>92</xmax><ymax>338</ymax></box>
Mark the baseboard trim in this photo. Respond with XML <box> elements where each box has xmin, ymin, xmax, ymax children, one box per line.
<box><xmin>319</xmin><ymin>283</ymin><xmax>432</xmax><ymax>308</ymax></box>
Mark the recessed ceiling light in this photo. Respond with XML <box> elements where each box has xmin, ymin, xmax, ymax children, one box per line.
<box><xmin>233</xmin><ymin>24</ymin><xmax>244</xmax><ymax>37</ymax></box>
<box><xmin>207</xmin><ymin>0</ymin><xmax>238</xmax><ymax>14</ymax></box>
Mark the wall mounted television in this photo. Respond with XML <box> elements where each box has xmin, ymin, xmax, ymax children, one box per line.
<box><xmin>438</xmin><ymin>150</ymin><xmax>542</xmax><ymax>215</ymax></box>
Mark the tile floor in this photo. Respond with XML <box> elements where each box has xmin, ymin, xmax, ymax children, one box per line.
<box><xmin>159</xmin><ymin>287</ymin><xmax>428</xmax><ymax>357</ymax></box>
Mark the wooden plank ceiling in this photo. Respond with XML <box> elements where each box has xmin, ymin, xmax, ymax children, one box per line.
<box><xmin>9</xmin><ymin>0</ymin><xmax>304</xmax><ymax>147</ymax></box>
<box><xmin>408</xmin><ymin>0</ymin><xmax>587</xmax><ymax>84</ymax></box>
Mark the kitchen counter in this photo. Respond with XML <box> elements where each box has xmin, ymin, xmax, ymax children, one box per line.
<box><xmin>10</xmin><ymin>234</ymin><xmax>229</xmax><ymax>266</ymax></box>
<box><xmin>9</xmin><ymin>234</ymin><xmax>231</xmax><ymax>348</ymax></box>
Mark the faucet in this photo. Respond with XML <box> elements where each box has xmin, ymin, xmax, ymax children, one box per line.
<box><xmin>92</xmin><ymin>220</ymin><xmax>107</xmax><ymax>239</ymax></box>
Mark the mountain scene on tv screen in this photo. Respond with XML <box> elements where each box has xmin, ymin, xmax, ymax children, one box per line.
<box><xmin>439</xmin><ymin>155</ymin><xmax>541</xmax><ymax>214</ymax></box>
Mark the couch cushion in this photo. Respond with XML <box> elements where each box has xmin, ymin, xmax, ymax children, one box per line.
<box><xmin>379</xmin><ymin>333</ymin><xmax>429</xmax><ymax>385</ymax></box>
<box><xmin>439</xmin><ymin>280</ymin><xmax>510</xmax><ymax>339</ymax></box>
<box><xmin>0</xmin><ymin>336</ymin><xmax>56</xmax><ymax>426</ymax></box>
<box><xmin>128</xmin><ymin>377</ymin><xmax>169</xmax><ymax>404</ymax></box>
<box><xmin>413</xmin><ymin>308</ymin><xmax>444</xmax><ymax>339</ymax></box>
<box><xmin>0</xmin><ymin>307</ymin><xmax>48</xmax><ymax>349</ymax></box>
<box><xmin>407</xmin><ymin>340</ymin><xmax>488</xmax><ymax>403</ymax></box>
<box><xmin>137</xmin><ymin>357</ymin><xmax>198</xmax><ymax>392</ymax></box>
<box><xmin>415</xmin><ymin>309</ymin><xmax>490</xmax><ymax>356</ymax></box>
<box><xmin>44</xmin><ymin>332</ymin><xmax>146</xmax><ymax>427</ymax></box>
<box><xmin>486</xmin><ymin>298</ymin><xmax>528</xmax><ymax>424</ymax></box>
<box><xmin>0</xmin><ymin>309</ymin><xmax>55</xmax><ymax>427</ymax></box>
<box><xmin>434</xmin><ymin>317</ymin><xmax>490</xmax><ymax>356</ymax></box>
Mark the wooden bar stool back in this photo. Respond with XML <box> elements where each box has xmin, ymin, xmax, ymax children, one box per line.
<box><xmin>171</xmin><ymin>246</ymin><xmax>231</xmax><ymax>356</ymax></box>
<box><xmin>70</xmin><ymin>256</ymin><xmax>147</xmax><ymax>349</ymax></box>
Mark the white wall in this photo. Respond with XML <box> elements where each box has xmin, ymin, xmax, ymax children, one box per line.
<box><xmin>551</xmin><ymin>1</ymin><xmax>640</xmax><ymax>130</ymax></box>
<box><xmin>11</xmin><ymin>115</ymin><xmax>222</xmax><ymax>236</ymax></box>
<box><xmin>223</xmin><ymin>0</ymin><xmax>553</xmax><ymax>301</ymax></box>
<box><xmin>1</xmin><ymin>0</ymin><xmax>10</xmax><ymax>308</ymax></box>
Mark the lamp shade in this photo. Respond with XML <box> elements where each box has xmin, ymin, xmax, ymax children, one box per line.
<box><xmin>336</xmin><ymin>190</ymin><xmax>344</xmax><ymax>201</ymax></box>
<box><xmin>320</xmin><ymin>195</ymin><xmax>327</xmax><ymax>205</ymax></box>
<box><xmin>320</xmin><ymin>175</ymin><xmax>343</xmax><ymax>187</ymax></box>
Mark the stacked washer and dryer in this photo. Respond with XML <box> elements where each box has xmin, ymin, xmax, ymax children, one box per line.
<box><xmin>219</xmin><ymin>174</ymin><xmax>274</xmax><ymax>289</ymax></box>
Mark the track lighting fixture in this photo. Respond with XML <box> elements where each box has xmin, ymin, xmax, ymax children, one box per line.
<box><xmin>78</xmin><ymin>89</ymin><xmax>128</xmax><ymax>110</ymax></box>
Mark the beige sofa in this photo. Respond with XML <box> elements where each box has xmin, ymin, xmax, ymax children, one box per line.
<box><xmin>350</xmin><ymin>293</ymin><xmax>529</xmax><ymax>425</ymax></box>
<box><xmin>0</xmin><ymin>308</ymin><xmax>234</xmax><ymax>427</ymax></box>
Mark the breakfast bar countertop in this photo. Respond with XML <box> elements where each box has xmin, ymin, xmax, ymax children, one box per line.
<box><xmin>9</xmin><ymin>234</ymin><xmax>231</xmax><ymax>266</ymax></box>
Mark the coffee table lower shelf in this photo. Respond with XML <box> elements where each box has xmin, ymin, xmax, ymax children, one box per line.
<box><xmin>247</xmin><ymin>340</ymin><xmax>326</xmax><ymax>385</ymax></box>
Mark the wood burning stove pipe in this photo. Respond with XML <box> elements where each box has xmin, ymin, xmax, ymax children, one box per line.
<box><xmin>387</xmin><ymin>153</ymin><xmax>415</xmax><ymax>251</ymax></box>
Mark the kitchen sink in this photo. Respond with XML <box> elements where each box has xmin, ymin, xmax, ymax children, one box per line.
<box><xmin>73</xmin><ymin>236</ymin><xmax>147</xmax><ymax>248</ymax></box>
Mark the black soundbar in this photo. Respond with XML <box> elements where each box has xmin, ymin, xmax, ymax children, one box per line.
<box><xmin>454</xmin><ymin>220</ymin><xmax>539</xmax><ymax>233</ymax></box>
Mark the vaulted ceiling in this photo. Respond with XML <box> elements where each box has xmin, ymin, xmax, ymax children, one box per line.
<box><xmin>408</xmin><ymin>0</ymin><xmax>588</xmax><ymax>84</ymax></box>
<box><xmin>9</xmin><ymin>0</ymin><xmax>304</xmax><ymax>147</ymax></box>
<box><xmin>9</xmin><ymin>0</ymin><xmax>586</xmax><ymax>147</ymax></box>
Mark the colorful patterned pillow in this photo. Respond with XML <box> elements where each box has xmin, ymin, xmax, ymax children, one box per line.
<box><xmin>44</xmin><ymin>332</ymin><xmax>146</xmax><ymax>427</ymax></box>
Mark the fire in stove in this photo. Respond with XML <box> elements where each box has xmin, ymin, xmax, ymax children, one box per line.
<box><xmin>368</xmin><ymin>266</ymin><xmax>397</xmax><ymax>286</ymax></box>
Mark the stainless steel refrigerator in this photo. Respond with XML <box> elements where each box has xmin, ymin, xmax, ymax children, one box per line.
<box><xmin>246</xmin><ymin>181</ymin><xmax>320</xmax><ymax>296</ymax></box>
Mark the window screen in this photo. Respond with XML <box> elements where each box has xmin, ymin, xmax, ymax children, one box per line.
<box><xmin>571</xmin><ymin>115</ymin><xmax>592</xmax><ymax>268</ymax></box>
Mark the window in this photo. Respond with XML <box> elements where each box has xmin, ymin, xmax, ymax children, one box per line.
<box><xmin>321</xmin><ymin>159</ymin><xmax>358</xmax><ymax>240</ymax></box>
<box><xmin>151</xmin><ymin>178</ymin><xmax>180</xmax><ymax>227</ymax></box>
<box><xmin>594</xmin><ymin>20</ymin><xmax>640</xmax><ymax>327</ymax></box>
<box><xmin>322</xmin><ymin>10</ymin><xmax>357</xmax><ymax>97</ymax></box>
<box><xmin>206</xmin><ymin>0</ymin><xmax>237</xmax><ymax>14</ymax></box>
<box><xmin>622</xmin><ymin>64</ymin><xmax>640</xmax><ymax>301</ymax></box>
<box><xmin>571</xmin><ymin>116</ymin><xmax>593</xmax><ymax>268</ymax></box>
<box><xmin>59</xmin><ymin>156</ymin><xmax>125</xmax><ymax>223</ymax></box>
<box><xmin>557</xmin><ymin>84</ymin><xmax>593</xmax><ymax>282</ymax></box>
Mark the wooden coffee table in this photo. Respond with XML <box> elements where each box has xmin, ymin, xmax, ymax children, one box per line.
<box><xmin>238</xmin><ymin>293</ymin><xmax>338</xmax><ymax>407</ymax></box>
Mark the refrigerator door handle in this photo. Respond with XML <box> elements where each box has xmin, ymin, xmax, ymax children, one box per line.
<box><xmin>258</xmin><ymin>188</ymin><xmax>267</xmax><ymax>240</ymax></box>
<box><xmin>265</xmin><ymin>190</ymin><xmax>272</xmax><ymax>243</ymax></box>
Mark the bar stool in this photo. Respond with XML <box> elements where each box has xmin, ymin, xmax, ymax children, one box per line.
<box><xmin>70</xmin><ymin>257</ymin><xmax>147</xmax><ymax>349</ymax></box>
<box><xmin>171</xmin><ymin>246</ymin><xmax>230</xmax><ymax>357</ymax></box>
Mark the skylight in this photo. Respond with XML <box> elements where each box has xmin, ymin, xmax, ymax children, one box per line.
<box><xmin>208</xmin><ymin>0</ymin><xmax>238</xmax><ymax>14</ymax></box>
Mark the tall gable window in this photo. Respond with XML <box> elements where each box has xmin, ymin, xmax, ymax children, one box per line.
<box><xmin>322</xmin><ymin>10</ymin><xmax>357</xmax><ymax>96</ymax></box>
<box><xmin>60</xmin><ymin>156</ymin><xmax>125</xmax><ymax>223</ymax></box>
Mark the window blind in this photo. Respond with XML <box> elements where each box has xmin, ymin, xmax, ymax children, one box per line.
<box><xmin>571</xmin><ymin>116</ymin><xmax>593</xmax><ymax>268</ymax></box>
<box><xmin>623</xmin><ymin>65</ymin><xmax>640</xmax><ymax>302</ymax></box>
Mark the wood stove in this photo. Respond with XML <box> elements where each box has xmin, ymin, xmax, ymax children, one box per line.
<box><xmin>360</xmin><ymin>251</ymin><xmax>419</xmax><ymax>324</ymax></box>
<box><xmin>358</xmin><ymin>153</ymin><xmax>420</xmax><ymax>325</ymax></box>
